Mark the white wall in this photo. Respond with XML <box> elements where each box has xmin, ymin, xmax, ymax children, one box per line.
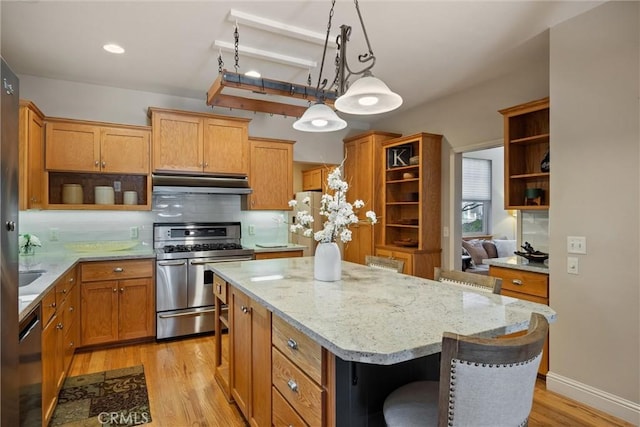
<box><xmin>547</xmin><ymin>1</ymin><xmax>639</xmax><ymax>422</ymax></box>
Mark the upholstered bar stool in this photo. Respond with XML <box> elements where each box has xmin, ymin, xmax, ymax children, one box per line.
<box><xmin>383</xmin><ymin>313</ymin><xmax>548</xmax><ymax>427</ymax></box>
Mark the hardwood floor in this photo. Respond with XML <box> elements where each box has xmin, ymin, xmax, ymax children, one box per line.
<box><xmin>68</xmin><ymin>335</ymin><xmax>633</xmax><ymax>427</ymax></box>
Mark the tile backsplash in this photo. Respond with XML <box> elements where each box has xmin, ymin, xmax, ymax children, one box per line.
<box><xmin>520</xmin><ymin>210</ymin><xmax>549</xmax><ymax>253</ymax></box>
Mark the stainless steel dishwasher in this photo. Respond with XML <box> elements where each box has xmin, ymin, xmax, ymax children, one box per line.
<box><xmin>19</xmin><ymin>306</ymin><xmax>42</xmax><ymax>426</ymax></box>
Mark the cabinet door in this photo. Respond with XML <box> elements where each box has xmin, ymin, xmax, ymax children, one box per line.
<box><xmin>203</xmin><ymin>118</ymin><xmax>249</xmax><ymax>175</ymax></box>
<box><xmin>46</xmin><ymin>121</ymin><xmax>101</xmax><ymax>172</ymax></box>
<box><xmin>250</xmin><ymin>300</ymin><xmax>272</xmax><ymax>427</ymax></box>
<box><xmin>19</xmin><ymin>104</ymin><xmax>45</xmax><ymax>209</ymax></box>
<box><xmin>302</xmin><ymin>168</ymin><xmax>323</xmax><ymax>191</ymax></box>
<box><xmin>152</xmin><ymin>111</ymin><xmax>203</xmax><ymax>172</ymax></box>
<box><xmin>62</xmin><ymin>283</ymin><xmax>80</xmax><ymax>376</ymax></box>
<box><xmin>230</xmin><ymin>287</ymin><xmax>251</xmax><ymax>419</ymax></box>
<box><xmin>81</xmin><ymin>281</ymin><xmax>119</xmax><ymax>346</ymax></box>
<box><xmin>248</xmin><ymin>139</ymin><xmax>293</xmax><ymax>210</ymax></box>
<box><xmin>42</xmin><ymin>312</ymin><xmax>61</xmax><ymax>426</ymax></box>
<box><xmin>118</xmin><ymin>277</ymin><xmax>155</xmax><ymax>341</ymax></box>
<box><xmin>101</xmin><ymin>127</ymin><xmax>150</xmax><ymax>174</ymax></box>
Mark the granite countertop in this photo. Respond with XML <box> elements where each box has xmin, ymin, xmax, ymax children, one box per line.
<box><xmin>251</xmin><ymin>243</ymin><xmax>307</xmax><ymax>253</ymax></box>
<box><xmin>18</xmin><ymin>245</ymin><xmax>156</xmax><ymax>322</ymax></box>
<box><xmin>211</xmin><ymin>257</ymin><xmax>556</xmax><ymax>365</ymax></box>
<box><xmin>483</xmin><ymin>256</ymin><xmax>550</xmax><ymax>274</ymax></box>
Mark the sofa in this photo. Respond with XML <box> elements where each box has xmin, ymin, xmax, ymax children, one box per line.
<box><xmin>462</xmin><ymin>238</ymin><xmax>517</xmax><ymax>275</ymax></box>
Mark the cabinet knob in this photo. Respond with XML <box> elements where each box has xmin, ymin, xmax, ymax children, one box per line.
<box><xmin>69</xmin><ymin>306</ymin><xmax>74</xmax><ymax>312</ymax></box>
<box><xmin>120</xmin><ymin>288</ymin><xmax>124</xmax><ymax>293</ymax></box>
<box><xmin>69</xmin><ymin>277</ymin><xmax>74</xmax><ymax>283</ymax></box>
<box><xmin>50</xmin><ymin>302</ymin><xmax>56</xmax><ymax>308</ymax></box>
<box><xmin>69</xmin><ymin>341</ymin><xmax>74</xmax><ymax>347</ymax></box>
<box><xmin>241</xmin><ymin>305</ymin><xmax>249</xmax><ymax>314</ymax></box>
<box><xmin>204</xmin><ymin>162</ymin><xmax>208</xmax><ymax>167</ymax></box>
<box><xmin>512</xmin><ymin>279</ymin><xmax>523</xmax><ymax>286</ymax></box>
<box><xmin>61</xmin><ymin>288</ymin><xmax>67</xmax><ymax>294</ymax></box>
<box><xmin>94</xmin><ymin>160</ymin><xmax>99</xmax><ymax>167</ymax></box>
<box><xmin>113</xmin><ymin>288</ymin><xmax>117</xmax><ymax>292</ymax></box>
<box><xmin>113</xmin><ymin>267</ymin><xmax>124</xmax><ymax>273</ymax></box>
<box><xmin>56</xmin><ymin>323</ymin><xmax>63</xmax><ymax>330</ymax></box>
<box><xmin>102</xmin><ymin>161</ymin><xmax>106</xmax><ymax>168</ymax></box>
<box><xmin>286</xmin><ymin>338</ymin><xmax>298</xmax><ymax>350</ymax></box>
<box><xmin>287</xmin><ymin>379</ymin><xmax>298</xmax><ymax>393</ymax></box>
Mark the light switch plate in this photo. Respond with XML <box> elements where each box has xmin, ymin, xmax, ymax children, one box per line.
<box><xmin>567</xmin><ymin>256</ymin><xmax>579</xmax><ymax>274</ymax></box>
<box><xmin>129</xmin><ymin>226</ymin><xmax>139</xmax><ymax>239</ymax></box>
<box><xmin>567</xmin><ymin>236</ymin><xmax>587</xmax><ymax>254</ymax></box>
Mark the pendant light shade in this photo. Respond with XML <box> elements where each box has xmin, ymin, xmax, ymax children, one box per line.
<box><xmin>334</xmin><ymin>74</ymin><xmax>403</xmax><ymax>115</ymax></box>
<box><xmin>293</xmin><ymin>102</ymin><xmax>347</xmax><ymax>132</ymax></box>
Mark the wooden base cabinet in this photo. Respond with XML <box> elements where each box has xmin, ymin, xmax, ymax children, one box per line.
<box><xmin>229</xmin><ymin>285</ymin><xmax>272</xmax><ymax>426</ymax></box>
<box><xmin>19</xmin><ymin>100</ymin><xmax>45</xmax><ymax>210</ymax></box>
<box><xmin>489</xmin><ymin>265</ymin><xmax>550</xmax><ymax>375</ymax></box>
<box><xmin>80</xmin><ymin>260</ymin><xmax>154</xmax><ymax>347</ymax></box>
<box><xmin>254</xmin><ymin>250</ymin><xmax>303</xmax><ymax>260</ymax></box>
<box><xmin>42</xmin><ymin>266</ymin><xmax>78</xmax><ymax>426</ymax></box>
<box><xmin>375</xmin><ymin>246</ymin><xmax>441</xmax><ymax>279</ymax></box>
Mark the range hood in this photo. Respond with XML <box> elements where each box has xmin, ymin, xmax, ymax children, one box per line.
<box><xmin>152</xmin><ymin>173</ymin><xmax>252</xmax><ymax>195</ymax></box>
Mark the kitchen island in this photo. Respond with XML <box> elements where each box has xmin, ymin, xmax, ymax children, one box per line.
<box><xmin>211</xmin><ymin>257</ymin><xmax>556</xmax><ymax>426</ymax></box>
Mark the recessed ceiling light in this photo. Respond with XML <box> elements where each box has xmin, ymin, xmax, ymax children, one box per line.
<box><xmin>103</xmin><ymin>43</ymin><xmax>125</xmax><ymax>54</ymax></box>
<box><xmin>244</xmin><ymin>70</ymin><xmax>261</xmax><ymax>78</ymax></box>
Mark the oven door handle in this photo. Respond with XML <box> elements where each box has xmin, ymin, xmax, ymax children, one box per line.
<box><xmin>190</xmin><ymin>257</ymin><xmax>253</xmax><ymax>265</ymax></box>
<box><xmin>157</xmin><ymin>260</ymin><xmax>187</xmax><ymax>266</ymax></box>
<box><xmin>158</xmin><ymin>308</ymin><xmax>215</xmax><ymax>319</ymax></box>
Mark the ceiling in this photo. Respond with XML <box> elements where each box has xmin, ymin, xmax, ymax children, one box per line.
<box><xmin>1</xmin><ymin>1</ymin><xmax>602</xmax><ymax>121</ymax></box>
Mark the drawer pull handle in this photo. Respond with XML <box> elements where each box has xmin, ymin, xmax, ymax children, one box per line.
<box><xmin>512</xmin><ymin>279</ymin><xmax>523</xmax><ymax>286</ymax></box>
<box><xmin>287</xmin><ymin>379</ymin><xmax>298</xmax><ymax>393</ymax></box>
<box><xmin>287</xmin><ymin>338</ymin><xmax>298</xmax><ymax>350</ymax></box>
<box><xmin>113</xmin><ymin>267</ymin><xmax>124</xmax><ymax>273</ymax></box>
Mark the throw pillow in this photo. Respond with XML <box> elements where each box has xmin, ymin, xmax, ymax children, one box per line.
<box><xmin>494</xmin><ymin>239</ymin><xmax>517</xmax><ymax>258</ymax></box>
<box><xmin>461</xmin><ymin>240</ymin><xmax>489</xmax><ymax>266</ymax></box>
<box><xmin>482</xmin><ymin>240</ymin><xmax>498</xmax><ymax>258</ymax></box>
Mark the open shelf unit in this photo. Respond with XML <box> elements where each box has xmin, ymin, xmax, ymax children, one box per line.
<box><xmin>377</xmin><ymin>133</ymin><xmax>442</xmax><ymax>278</ymax></box>
<box><xmin>499</xmin><ymin>97</ymin><xmax>550</xmax><ymax>209</ymax></box>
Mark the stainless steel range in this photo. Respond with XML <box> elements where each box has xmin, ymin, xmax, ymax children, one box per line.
<box><xmin>153</xmin><ymin>222</ymin><xmax>254</xmax><ymax>339</ymax></box>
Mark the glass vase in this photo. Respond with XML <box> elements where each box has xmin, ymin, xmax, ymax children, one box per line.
<box><xmin>20</xmin><ymin>245</ymin><xmax>36</xmax><ymax>256</ymax></box>
<box><xmin>314</xmin><ymin>242</ymin><xmax>341</xmax><ymax>281</ymax></box>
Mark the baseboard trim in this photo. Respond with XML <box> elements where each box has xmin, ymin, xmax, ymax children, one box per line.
<box><xmin>546</xmin><ymin>371</ymin><xmax>640</xmax><ymax>425</ymax></box>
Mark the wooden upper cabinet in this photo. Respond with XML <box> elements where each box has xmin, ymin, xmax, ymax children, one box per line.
<box><xmin>46</xmin><ymin>120</ymin><xmax>100</xmax><ymax>172</ymax></box>
<box><xmin>301</xmin><ymin>164</ymin><xmax>338</xmax><ymax>192</ymax></box>
<box><xmin>246</xmin><ymin>137</ymin><xmax>295</xmax><ymax>210</ymax></box>
<box><xmin>19</xmin><ymin>100</ymin><xmax>45</xmax><ymax>209</ymax></box>
<box><xmin>203</xmin><ymin>117</ymin><xmax>249</xmax><ymax>175</ymax></box>
<box><xmin>100</xmin><ymin>127</ymin><xmax>150</xmax><ymax>174</ymax></box>
<box><xmin>149</xmin><ymin>108</ymin><xmax>250</xmax><ymax>175</ymax></box>
<box><xmin>45</xmin><ymin>118</ymin><xmax>150</xmax><ymax>174</ymax></box>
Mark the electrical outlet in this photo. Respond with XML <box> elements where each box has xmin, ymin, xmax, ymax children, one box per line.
<box><xmin>567</xmin><ymin>256</ymin><xmax>579</xmax><ymax>275</ymax></box>
<box><xmin>49</xmin><ymin>227</ymin><xmax>59</xmax><ymax>241</ymax></box>
<box><xmin>248</xmin><ymin>225</ymin><xmax>255</xmax><ymax>235</ymax></box>
<box><xmin>129</xmin><ymin>226</ymin><xmax>139</xmax><ymax>240</ymax></box>
<box><xmin>567</xmin><ymin>236</ymin><xmax>587</xmax><ymax>254</ymax></box>
<box><xmin>114</xmin><ymin>181</ymin><xmax>121</xmax><ymax>192</ymax></box>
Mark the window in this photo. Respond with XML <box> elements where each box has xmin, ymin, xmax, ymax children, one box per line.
<box><xmin>462</xmin><ymin>158</ymin><xmax>491</xmax><ymax>236</ymax></box>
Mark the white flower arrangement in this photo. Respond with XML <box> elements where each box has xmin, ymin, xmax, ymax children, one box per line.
<box><xmin>289</xmin><ymin>164</ymin><xmax>377</xmax><ymax>244</ymax></box>
<box><xmin>19</xmin><ymin>233</ymin><xmax>42</xmax><ymax>254</ymax></box>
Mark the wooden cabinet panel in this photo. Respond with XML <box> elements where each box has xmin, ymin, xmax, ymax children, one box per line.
<box><xmin>213</xmin><ymin>274</ymin><xmax>228</xmax><ymax>304</ymax></box>
<box><xmin>203</xmin><ymin>117</ymin><xmax>249</xmax><ymax>175</ymax></box>
<box><xmin>272</xmin><ymin>348</ymin><xmax>323</xmax><ymax>427</ymax></box>
<box><xmin>254</xmin><ymin>250</ymin><xmax>303</xmax><ymax>260</ymax></box>
<box><xmin>80</xmin><ymin>259</ymin><xmax>154</xmax><ymax>346</ymax></box>
<box><xmin>152</xmin><ymin>110</ymin><xmax>203</xmax><ymax>172</ymax></box>
<box><xmin>272</xmin><ymin>387</ymin><xmax>308</xmax><ymax>427</ymax></box>
<box><xmin>247</xmin><ymin>137</ymin><xmax>294</xmax><ymax>210</ymax></box>
<box><xmin>81</xmin><ymin>281</ymin><xmax>120</xmax><ymax>346</ymax></box>
<box><xmin>231</xmin><ymin>287</ymin><xmax>251</xmax><ymax>418</ymax></box>
<box><xmin>302</xmin><ymin>167</ymin><xmax>322</xmax><ymax>191</ymax></box>
<box><xmin>343</xmin><ymin>131</ymin><xmax>401</xmax><ymax>265</ymax></box>
<box><xmin>101</xmin><ymin>126</ymin><xmax>150</xmax><ymax>174</ymax></box>
<box><xmin>250</xmin><ymin>301</ymin><xmax>272</xmax><ymax>427</ymax></box>
<box><xmin>42</xmin><ymin>309</ymin><xmax>62</xmax><ymax>426</ymax></box>
<box><xmin>46</xmin><ymin>121</ymin><xmax>100</xmax><ymax>172</ymax></box>
<box><xmin>19</xmin><ymin>100</ymin><xmax>45</xmax><ymax>209</ymax></box>
<box><xmin>213</xmin><ymin>274</ymin><xmax>232</xmax><ymax>402</ymax></box>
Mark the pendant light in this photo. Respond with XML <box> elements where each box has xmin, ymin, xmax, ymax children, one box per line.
<box><xmin>293</xmin><ymin>101</ymin><xmax>347</xmax><ymax>132</ymax></box>
<box><xmin>334</xmin><ymin>71</ymin><xmax>402</xmax><ymax>115</ymax></box>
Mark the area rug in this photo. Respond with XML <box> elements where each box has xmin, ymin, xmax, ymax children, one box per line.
<box><xmin>51</xmin><ymin>365</ymin><xmax>152</xmax><ymax>426</ymax></box>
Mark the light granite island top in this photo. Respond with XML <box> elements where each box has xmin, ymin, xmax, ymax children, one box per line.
<box><xmin>211</xmin><ymin>256</ymin><xmax>556</xmax><ymax>365</ymax></box>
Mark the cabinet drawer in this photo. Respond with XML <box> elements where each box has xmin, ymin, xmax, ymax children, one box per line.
<box><xmin>81</xmin><ymin>259</ymin><xmax>153</xmax><ymax>282</ymax></box>
<box><xmin>272</xmin><ymin>348</ymin><xmax>323</xmax><ymax>427</ymax></box>
<box><xmin>55</xmin><ymin>268</ymin><xmax>76</xmax><ymax>306</ymax></box>
<box><xmin>273</xmin><ymin>386</ymin><xmax>309</xmax><ymax>427</ymax></box>
<box><xmin>42</xmin><ymin>288</ymin><xmax>57</xmax><ymax>325</ymax></box>
<box><xmin>272</xmin><ymin>315</ymin><xmax>322</xmax><ymax>384</ymax></box>
<box><xmin>490</xmin><ymin>266</ymin><xmax>548</xmax><ymax>298</ymax></box>
<box><xmin>213</xmin><ymin>274</ymin><xmax>227</xmax><ymax>304</ymax></box>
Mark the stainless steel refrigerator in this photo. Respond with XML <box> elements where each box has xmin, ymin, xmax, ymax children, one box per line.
<box><xmin>288</xmin><ymin>191</ymin><xmax>323</xmax><ymax>256</ymax></box>
<box><xmin>1</xmin><ymin>57</ymin><xmax>20</xmax><ymax>426</ymax></box>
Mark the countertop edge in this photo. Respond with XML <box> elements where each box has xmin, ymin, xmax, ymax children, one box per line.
<box><xmin>483</xmin><ymin>256</ymin><xmax>550</xmax><ymax>274</ymax></box>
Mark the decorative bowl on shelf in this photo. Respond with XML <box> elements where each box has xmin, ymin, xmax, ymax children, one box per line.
<box><xmin>395</xmin><ymin>218</ymin><xmax>419</xmax><ymax>225</ymax></box>
<box><xmin>394</xmin><ymin>239</ymin><xmax>419</xmax><ymax>247</ymax></box>
<box><xmin>514</xmin><ymin>251</ymin><xmax>549</xmax><ymax>263</ymax></box>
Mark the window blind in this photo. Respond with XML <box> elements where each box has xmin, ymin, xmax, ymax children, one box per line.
<box><xmin>462</xmin><ymin>158</ymin><xmax>491</xmax><ymax>201</ymax></box>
